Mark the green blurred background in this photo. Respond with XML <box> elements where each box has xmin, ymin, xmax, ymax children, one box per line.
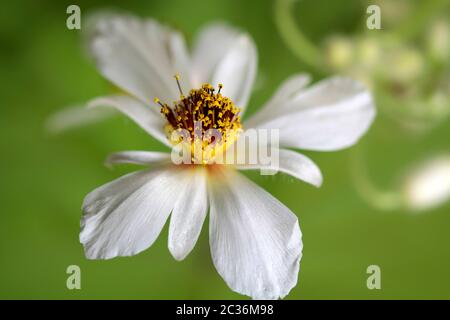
<box><xmin>0</xmin><ymin>0</ymin><xmax>449</xmax><ymax>299</ymax></box>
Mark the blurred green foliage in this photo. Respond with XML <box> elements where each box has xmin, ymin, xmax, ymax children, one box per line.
<box><xmin>0</xmin><ymin>0</ymin><xmax>449</xmax><ymax>299</ymax></box>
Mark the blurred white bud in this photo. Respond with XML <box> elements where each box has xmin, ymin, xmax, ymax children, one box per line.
<box><xmin>386</xmin><ymin>48</ymin><xmax>424</xmax><ymax>83</ymax></box>
<box><xmin>325</xmin><ymin>36</ymin><xmax>354</xmax><ymax>70</ymax></box>
<box><xmin>357</xmin><ymin>37</ymin><xmax>381</xmax><ymax>69</ymax></box>
<box><xmin>427</xmin><ymin>19</ymin><xmax>449</xmax><ymax>62</ymax></box>
<box><xmin>403</xmin><ymin>156</ymin><xmax>450</xmax><ymax>211</ymax></box>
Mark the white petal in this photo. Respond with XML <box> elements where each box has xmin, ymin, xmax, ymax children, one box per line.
<box><xmin>80</xmin><ymin>166</ymin><xmax>189</xmax><ymax>259</ymax></box>
<box><xmin>105</xmin><ymin>151</ymin><xmax>170</xmax><ymax>166</ymax></box>
<box><xmin>249</xmin><ymin>77</ymin><xmax>376</xmax><ymax>151</ymax></box>
<box><xmin>191</xmin><ymin>23</ymin><xmax>257</xmax><ymax>112</ymax></box>
<box><xmin>89</xmin><ymin>15</ymin><xmax>191</xmax><ymax>105</ymax></box>
<box><xmin>168</xmin><ymin>168</ymin><xmax>208</xmax><ymax>261</ymax></box>
<box><xmin>169</xmin><ymin>32</ymin><xmax>192</xmax><ymax>94</ymax></box>
<box><xmin>88</xmin><ymin>95</ymin><xmax>170</xmax><ymax>146</ymax></box>
<box><xmin>208</xmin><ymin>168</ymin><xmax>302</xmax><ymax>299</ymax></box>
<box><xmin>235</xmin><ymin>148</ymin><xmax>323</xmax><ymax>187</ymax></box>
<box><xmin>191</xmin><ymin>23</ymin><xmax>242</xmax><ymax>85</ymax></box>
<box><xmin>45</xmin><ymin>104</ymin><xmax>117</xmax><ymax>134</ymax></box>
<box><xmin>267</xmin><ymin>74</ymin><xmax>311</xmax><ymax>104</ymax></box>
<box><xmin>245</xmin><ymin>73</ymin><xmax>311</xmax><ymax>128</ymax></box>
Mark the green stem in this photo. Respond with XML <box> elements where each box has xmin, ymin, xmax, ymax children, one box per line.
<box><xmin>349</xmin><ymin>146</ymin><xmax>403</xmax><ymax>212</ymax></box>
<box><xmin>274</xmin><ymin>0</ymin><xmax>327</xmax><ymax>73</ymax></box>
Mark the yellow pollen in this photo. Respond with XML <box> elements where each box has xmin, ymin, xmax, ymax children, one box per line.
<box><xmin>155</xmin><ymin>79</ymin><xmax>242</xmax><ymax>164</ymax></box>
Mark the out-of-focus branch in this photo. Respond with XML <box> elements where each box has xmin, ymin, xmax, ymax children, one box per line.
<box><xmin>274</xmin><ymin>0</ymin><xmax>327</xmax><ymax>73</ymax></box>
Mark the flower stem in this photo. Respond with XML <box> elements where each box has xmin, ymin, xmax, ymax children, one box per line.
<box><xmin>349</xmin><ymin>146</ymin><xmax>403</xmax><ymax>212</ymax></box>
<box><xmin>274</xmin><ymin>0</ymin><xmax>327</xmax><ymax>73</ymax></box>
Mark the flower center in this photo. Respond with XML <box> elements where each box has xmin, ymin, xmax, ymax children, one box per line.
<box><xmin>154</xmin><ymin>75</ymin><xmax>242</xmax><ymax>164</ymax></box>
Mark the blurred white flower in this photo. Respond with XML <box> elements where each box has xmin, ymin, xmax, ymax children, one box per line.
<box><xmin>403</xmin><ymin>156</ymin><xmax>450</xmax><ymax>211</ymax></box>
<box><xmin>384</xmin><ymin>47</ymin><xmax>424</xmax><ymax>84</ymax></box>
<box><xmin>71</xmin><ymin>14</ymin><xmax>375</xmax><ymax>299</ymax></box>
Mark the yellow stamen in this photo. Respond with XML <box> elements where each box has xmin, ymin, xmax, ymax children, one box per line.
<box><xmin>156</xmin><ymin>79</ymin><xmax>242</xmax><ymax>164</ymax></box>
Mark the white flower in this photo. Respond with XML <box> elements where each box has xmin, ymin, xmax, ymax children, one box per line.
<box><xmin>78</xmin><ymin>14</ymin><xmax>376</xmax><ymax>299</ymax></box>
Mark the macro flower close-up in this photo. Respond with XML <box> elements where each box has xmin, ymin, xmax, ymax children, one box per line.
<box><xmin>76</xmin><ymin>14</ymin><xmax>375</xmax><ymax>299</ymax></box>
<box><xmin>1</xmin><ymin>0</ymin><xmax>449</xmax><ymax>304</ymax></box>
